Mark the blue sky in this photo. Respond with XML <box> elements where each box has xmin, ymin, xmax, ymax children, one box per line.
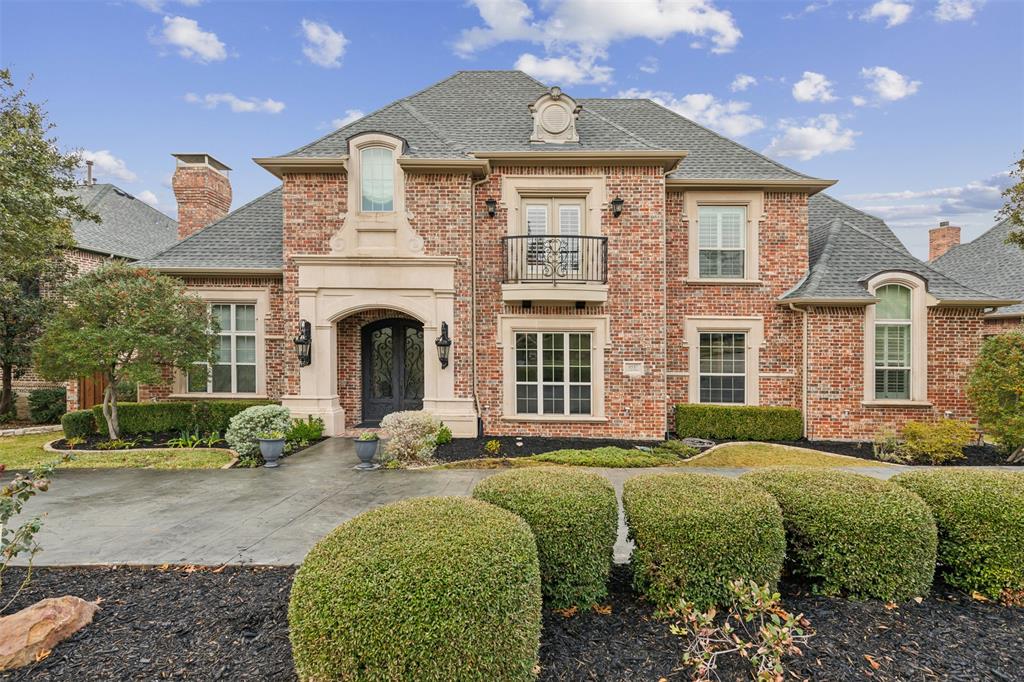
<box><xmin>2</xmin><ymin>0</ymin><xmax>1022</xmax><ymax>258</ymax></box>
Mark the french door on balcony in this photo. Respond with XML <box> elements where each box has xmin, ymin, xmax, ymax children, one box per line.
<box><xmin>523</xmin><ymin>198</ymin><xmax>584</xmax><ymax>280</ymax></box>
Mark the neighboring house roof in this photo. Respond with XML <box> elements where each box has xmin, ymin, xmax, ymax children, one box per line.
<box><xmin>782</xmin><ymin>194</ymin><xmax>1011</xmax><ymax>305</ymax></box>
<box><xmin>932</xmin><ymin>218</ymin><xmax>1024</xmax><ymax>316</ymax></box>
<box><xmin>274</xmin><ymin>71</ymin><xmax>825</xmax><ymax>183</ymax></box>
<box><xmin>70</xmin><ymin>183</ymin><xmax>179</xmax><ymax>260</ymax></box>
<box><xmin>137</xmin><ymin>188</ymin><xmax>283</xmax><ymax>271</ymax></box>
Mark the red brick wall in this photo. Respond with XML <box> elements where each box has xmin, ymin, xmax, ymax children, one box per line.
<box><xmin>983</xmin><ymin>316</ymin><xmax>1023</xmax><ymax>335</ymax></box>
<box><xmin>172</xmin><ymin>166</ymin><xmax>231</xmax><ymax>240</ymax></box>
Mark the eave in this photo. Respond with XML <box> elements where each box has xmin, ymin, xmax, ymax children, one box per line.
<box><xmin>397</xmin><ymin>157</ymin><xmax>490</xmax><ymax>178</ymax></box>
<box><xmin>149</xmin><ymin>266</ymin><xmax>284</xmax><ymax>276</ymax></box>
<box><xmin>667</xmin><ymin>177</ymin><xmax>837</xmax><ymax>195</ymax></box>
<box><xmin>253</xmin><ymin>156</ymin><xmax>348</xmax><ymax>179</ymax></box>
<box><xmin>471</xmin><ymin>150</ymin><xmax>688</xmax><ymax>172</ymax></box>
<box><xmin>779</xmin><ymin>297</ymin><xmax>876</xmax><ymax>307</ymax></box>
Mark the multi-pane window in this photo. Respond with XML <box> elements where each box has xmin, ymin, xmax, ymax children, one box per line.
<box><xmin>189</xmin><ymin>303</ymin><xmax>257</xmax><ymax>394</ymax></box>
<box><xmin>699</xmin><ymin>332</ymin><xmax>746</xmax><ymax>404</ymax></box>
<box><xmin>360</xmin><ymin>147</ymin><xmax>394</xmax><ymax>212</ymax></box>
<box><xmin>515</xmin><ymin>332</ymin><xmax>592</xmax><ymax>415</ymax></box>
<box><xmin>874</xmin><ymin>284</ymin><xmax>912</xmax><ymax>399</ymax></box>
<box><xmin>523</xmin><ymin>199</ymin><xmax>584</xmax><ymax>275</ymax></box>
<box><xmin>698</xmin><ymin>205</ymin><xmax>746</xmax><ymax>278</ymax></box>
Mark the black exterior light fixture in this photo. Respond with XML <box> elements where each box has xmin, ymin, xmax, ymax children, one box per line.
<box><xmin>294</xmin><ymin>319</ymin><xmax>312</xmax><ymax>367</ymax></box>
<box><xmin>435</xmin><ymin>321</ymin><xmax>452</xmax><ymax>369</ymax></box>
<box><xmin>485</xmin><ymin>198</ymin><xmax>498</xmax><ymax>218</ymax></box>
<box><xmin>610</xmin><ymin>197</ymin><xmax>624</xmax><ymax>218</ymax></box>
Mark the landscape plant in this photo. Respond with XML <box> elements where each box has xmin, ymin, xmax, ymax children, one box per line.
<box><xmin>675</xmin><ymin>404</ymin><xmax>802</xmax><ymax>441</ymax></box>
<box><xmin>1001</xmin><ymin>149</ymin><xmax>1023</xmax><ymax>248</ymax></box>
<box><xmin>286</xmin><ymin>416</ymin><xmax>325</xmax><ymax>448</ymax></box>
<box><xmin>966</xmin><ymin>332</ymin><xmax>1024</xmax><ymax>462</ymax></box>
<box><xmin>225</xmin><ymin>404</ymin><xmax>292</xmax><ymax>465</ymax></box>
<box><xmin>379</xmin><ymin>410</ymin><xmax>442</xmax><ymax>464</ymax></box>
<box><xmin>60</xmin><ymin>410</ymin><xmax>96</xmax><ymax>439</ymax></box>
<box><xmin>34</xmin><ymin>262</ymin><xmax>218</xmax><ymax>439</ymax></box>
<box><xmin>872</xmin><ymin>419</ymin><xmax>974</xmax><ymax>464</ymax></box>
<box><xmin>472</xmin><ymin>467</ymin><xmax>617</xmax><ymax>608</ymax></box>
<box><xmin>27</xmin><ymin>387</ymin><xmax>66</xmax><ymax>424</ymax></box>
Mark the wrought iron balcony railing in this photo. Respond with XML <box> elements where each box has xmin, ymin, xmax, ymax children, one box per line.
<box><xmin>502</xmin><ymin>235</ymin><xmax>608</xmax><ymax>285</ymax></box>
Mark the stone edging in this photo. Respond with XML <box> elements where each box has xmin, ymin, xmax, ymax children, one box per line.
<box><xmin>43</xmin><ymin>439</ymin><xmax>240</xmax><ymax>469</ymax></box>
<box><xmin>678</xmin><ymin>440</ymin><xmax>902</xmax><ymax>467</ymax></box>
<box><xmin>0</xmin><ymin>424</ymin><xmax>63</xmax><ymax>438</ymax></box>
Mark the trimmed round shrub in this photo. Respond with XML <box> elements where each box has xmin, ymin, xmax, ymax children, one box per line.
<box><xmin>28</xmin><ymin>387</ymin><xmax>67</xmax><ymax>424</ymax></box>
<box><xmin>623</xmin><ymin>473</ymin><xmax>786</xmax><ymax>610</ymax></box>
<box><xmin>892</xmin><ymin>470</ymin><xmax>1024</xmax><ymax>600</ymax></box>
<box><xmin>224</xmin><ymin>404</ymin><xmax>291</xmax><ymax>462</ymax></box>
<box><xmin>61</xmin><ymin>409</ymin><xmax>97</xmax><ymax>439</ymax></box>
<box><xmin>743</xmin><ymin>468</ymin><xmax>937</xmax><ymax>601</ymax></box>
<box><xmin>472</xmin><ymin>467</ymin><xmax>617</xmax><ymax>608</ymax></box>
<box><xmin>289</xmin><ymin>497</ymin><xmax>541</xmax><ymax>681</ymax></box>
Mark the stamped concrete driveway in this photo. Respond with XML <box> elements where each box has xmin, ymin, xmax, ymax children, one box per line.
<box><xmin>23</xmin><ymin>438</ymin><xmax>903</xmax><ymax>566</ymax></box>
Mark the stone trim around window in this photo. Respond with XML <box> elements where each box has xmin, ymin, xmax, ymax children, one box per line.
<box><xmin>172</xmin><ymin>287</ymin><xmax>270</xmax><ymax>398</ymax></box>
<box><xmin>683</xmin><ymin>316</ymin><xmax>764</xmax><ymax>406</ymax></box>
<box><xmin>682</xmin><ymin>190</ymin><xmax>765</xmax><ymax>284</ymax></box>
<box><xmin>499</xmin><ymin>175</ymin><xmax>608</xmax><ymax>237</ymax></box>
<box><xmin>497</xmin><ymin>314</ymin><xmax>610</xmax><ymax>422</ymax></box>
<box><xmin>862</xmin><ymin>272</ymin><xmax>933</xmax><ymax>406</ymax></box>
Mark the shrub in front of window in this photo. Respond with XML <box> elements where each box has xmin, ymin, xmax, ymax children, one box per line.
<box><xmin>675</xmin><ymin>404</ymin><xmax>802</xmax><ymax>441</ymax></box>
<box><xmin>623</xmin><ymin>473</ymin><xmax>785</xmax><ymax>610</ymax></box>
<box><xmin>472</xmin><ymin>467</ymin><xmax>617</xmax><ymax>608</ymax></box>
<box><xmin>892</xmin><ymin>470</ymin><xmax>1024</xmax><ymax>601</ymax></box>
<box><xmin>379</xmin><ymin>410</ymin><xmax>442</xmax><ymax>464</ymax></box>
<box><xmin>225</xmin><ymin>405</ymin><xmax>292</xmax><ymax>464</ymax></box>
<box><xmin>27</xmin><ymin>387</ymin><xmax>67</xmax><ymax>424</ymax></box>
<box><xmin>88</xmin><ymin>400</ymin><xmax>273</xmax><ymax>436</ymax></box>
<box><xmin>742</xmin><ymin>468</ymin><xmax>937</xmax><ymax>601</ymax></box>
<box><xmin>61</xmin><ymin>409</ymin><xmax>97</xmax><ymax>439</ymax></box>
<box><xmin>288</xmin><ymin>497</ymin><xmax>542</xmax><ymax>681</ymax></box>
<box><xmin>966</xmin><ymin>332</ymin><xmax>1024</xmax><ymax>462</ymax></box>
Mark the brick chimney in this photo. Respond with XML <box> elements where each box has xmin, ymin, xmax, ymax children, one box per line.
<box><xmin>171</xmin><ymin>153</ymin><xmax>232</xmax><ymax>240</ymax></box>
<box><xmin>929</xmin><ymin>221</ymin><xmax>961</xmax><ymax>261</ymax></box>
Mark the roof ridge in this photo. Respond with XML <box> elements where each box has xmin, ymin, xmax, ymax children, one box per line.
<box><xmin>398</xmin><ymin>100</ymin><xmax>465</xmax><ymax>152</ymax></box>
<box><xmin>579</xmin><ymin>104</ymin><xmax>660</xmax><ymax>149</ymax></box>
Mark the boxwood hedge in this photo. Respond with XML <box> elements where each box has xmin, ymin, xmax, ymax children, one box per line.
<box><xmin>743</xmin><ymin>468</ymin><xmax>937</xmax><ymax>601</ymax></box>
<box><xmin>89</xmin><ymin>400</ymin><xmax>274</xmax><ymax>435</ymax></box>
<box><xmin>623</xmin><ymin>473</ymin><xmax>786</xmax><ymax>610</ymax></box>
<box><xmin>288</xmin><ymin>497</ymin><xmax>542</xmax><ymax>682</ymax></box>
<box><xmin>675</xmin><ymin>404</ymin><xmax>802</xmax><ymax>441</ymax></box>
<box><xmin>892</xmin><ymin>470</ymin><xmax>1024</xmax><ymax>600</ymax></box>
<box><xmin>472</xmin><ymin>467</ymin><xmax>618</xmax><ymax>608</ymax></box>
<box><xmin>61</xmin><ymin>409</ymin><xmax>97</xmax><ymax>439</ymax></box>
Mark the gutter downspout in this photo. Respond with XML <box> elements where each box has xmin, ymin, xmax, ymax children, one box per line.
<box><xmin>470</xmin><ymin>175</ymin><xmax>489</xmax><ymax>437</ymax></box>
<box><xmin>788</xmin><ymin>303</ymin><xmax>809</xmax><ymax>439</ymax></box>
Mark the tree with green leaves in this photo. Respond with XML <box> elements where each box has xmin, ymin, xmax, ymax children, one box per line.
<box><xmin>0</xmin><ymin>68</ymin><xmax>96</xmax><ymax>418</ymax></box>
<box><xmin>967</xmin><ymin>332</ymin><xmax>1024</xmax><ymax>463</ymax></box>
<box><xmin>1002</xmin><ymin>150</ymin><xmax>1024</xmax><ymax>249</ymax></box>
<box><xmin>34</xmin><ymin>263</ymin><xmax>218</xmax><ymax>439</ymax></box>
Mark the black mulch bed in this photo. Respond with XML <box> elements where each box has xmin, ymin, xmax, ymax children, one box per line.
<box><xmin>47</xmin><ymin>434</ymin><xmax>326</xmax><ymax>457</ymax></box>
<box><xmin>774</xmin><ymin>439</ymin><xmax>1019</xmax><ymax>467</ymax></box>
<box><xmin>435</xmin><ymin>436</ymin><xmax>662</xmax><ymax>462</ymax></box>
<box><xmin>3</xmin><ymin>565</ymin><xmax>1022</xmax><ymax>681</ymax></box>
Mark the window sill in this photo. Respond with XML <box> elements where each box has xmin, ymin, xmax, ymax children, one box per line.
<box><xmin>684</xmin><ymin>279</ymin><xmax>764</xmax><ymax>286</ymax></box>
<box><xmin>501</xmin><ymin>414</ymin><xmax>608</xmax><ymax>423</ymax></box>
<box><xmin>169</xmin><ymin>393</ymin><xmax>268</xmax><ymax>400</ymax></box>
<box><xmin>861</xmin><ymin>400</ymin><xmax>932</xmax><ymax>408</ymax></box>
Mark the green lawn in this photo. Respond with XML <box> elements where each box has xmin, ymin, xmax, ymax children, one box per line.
<box><xmin>680</xmin><ymin>443</ymin><xmax>883</xmax><ymax>468</ymax></box>
<box><xmin>0</xmin><ymin>432</ymin><xmax>234</xmax><ymax>471</ymax></box>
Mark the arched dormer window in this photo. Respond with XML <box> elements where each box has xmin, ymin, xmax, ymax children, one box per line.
<box><xmin>360</xmin><ymin>147</ymin><xmax>394</xmax><ymax>212</ymax></box>
<box><xmin>864</xmin><ymin>273</ymin><xmax>930</xmax><ymax>404</ymax></box>
<box><xmin>348</xmin><ymin>133</ymin><xmax>405</xmax><ymax>217</ymax></box>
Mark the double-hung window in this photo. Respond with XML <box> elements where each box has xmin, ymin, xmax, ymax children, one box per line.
<box><xmin>515</xmin><ymin>332</ymin><xmax>592</xmax><ymax>415</ymax></box>
<box><xmin>360</xmin><ymin>147</ymin><xmax>394</xmax><ymax>212</ymax></box>
<box><xmin>522</xmin><ymin>198</ymin><xmax>584</xmax><ymax>278</ymax></box>
<box><xmin>698</xmin><ymin>332</ymin><xmax>746</xmax><ymax>404</ymax></box>
<box><xmin>874</xmin><ymin>284</ymin><xmax>912</xmax><ymax>399</ymax></box>
<box><xmin>188</xmin><ymin>303</ymin><xmax>257</xmax><ymax>394</ymax></box>
<box><xmin>698</xmin><ymin>205</ymin><xmax>746</xmax><ymax>279</ymax></box>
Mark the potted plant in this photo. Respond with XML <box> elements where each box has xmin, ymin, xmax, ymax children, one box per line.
<box><xmin>257</xmin><ymin>430</ymin><xmax>287</xmax><ymax>468</ymax></box>
<box><xmin>354</xmin><ymin>432</ymin><xmax>380</xmax><ymax>470</ymax></box>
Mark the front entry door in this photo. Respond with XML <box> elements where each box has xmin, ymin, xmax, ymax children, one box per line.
<box><xmin>361</xmin><ymin>319</ymin><xmax>424</xmax><ymax>424</ymax></box>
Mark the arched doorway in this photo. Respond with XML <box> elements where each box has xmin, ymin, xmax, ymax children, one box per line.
<box><xmin>361</xmin><ymin>318</ymin><xmax>424</xmax><ymax>424</ymax></box>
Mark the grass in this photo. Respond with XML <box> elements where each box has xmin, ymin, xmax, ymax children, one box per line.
<box><xmin>681</xmin><ymin>443</ymin><xmax>881</xmax><ymax>468</ymax></box>
<box><xmin>0</xmin><ymin>432</ymin><xmax>234</xmax><ymax>470</ymax></box>
<box><xmin>531</xmin><ymin>447</ymin><xmax>683</xmax><ymax>467</ymax></box>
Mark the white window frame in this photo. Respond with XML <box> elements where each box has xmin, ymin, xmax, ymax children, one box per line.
<box><xmin>189</xmin><ymin>303</ymin><xmax>258</xmax><ymax>395</ymax></box>
<box><xmin>697</xmin><ymin>331</ymin><xmax>748</xmax><ymax>404</ymax></box>
<box><xmin>514</xmin><ymin>331</ymin><xmax>593</xmax><ymax>416</ymax></box>
<box><xmin>521</xmin><ymin>197</ymin><xmax>586</xmax><ymax>277</ymax></box>
<box><xmin>359</xmin><ymin>147</ymin><xmax>395</xmax><ymax>213</ymax></box>
<box><xmin>348</xmin><ymin>133</ymin><xmax>405</xmax><ymax>219</ymax></box>
<box><xmin>684</xmin><ymin>191</ymin><xmax>764</xmax><ymax>283</ymax></box>
<box><xmin>697</xmin><ymin>205</ymin><xmax>747</xmax><ymax>280</ymax></box>
<box><xmin>863</xmin><ymin>273</ymin><xmax>931</xmax><ymax>405</ymax></box>
<box><xmin>684</xmin><ymin>316</ymin><xmax>764</xmax><ymax>406</ymax></box>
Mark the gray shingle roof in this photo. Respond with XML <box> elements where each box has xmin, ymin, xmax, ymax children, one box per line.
<box><xmin>69</xmin><ymin>184</ymin><xmax>178</xmax><ymax>260</ymax></box>
<box><xmin>281</xmin><ymin>71</ymin><xmax>823</xmax><ymax>183</ymax></box>
<box><xmin>932</xmin><ymin>218</ymin><xmax>1024</xmax><ymax>315</ymax></box>
<box><xmin>137</xmin><ymin>188</ymin><xmax>282</xmax><ymax>270</ymax></box>
<box><xmin>783</xmin><ymin>194</ymin><xmax>1008</xmax><ymax>304</ymax></box>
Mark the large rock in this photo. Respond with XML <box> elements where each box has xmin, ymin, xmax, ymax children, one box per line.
<box><xmin>0</xmin><ymin>596</ymin><xmax>99</xmax><ymax>671</ymax></box>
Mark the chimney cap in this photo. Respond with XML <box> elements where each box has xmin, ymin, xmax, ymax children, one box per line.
<box><xmin>939</xmin><ymin>220</ymin><xmax>950</xmax><ymax>227</ymax></box>
<box><xmin>172</xmin><ymin>153</ymin><xmax>231</xmax><ymax>173</ymax></box>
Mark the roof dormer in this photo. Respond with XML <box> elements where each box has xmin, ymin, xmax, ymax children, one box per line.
<box><xmin>529</xmin><ymin>87</ymin><xmax>581</xmax><ymax>144</ymax></box>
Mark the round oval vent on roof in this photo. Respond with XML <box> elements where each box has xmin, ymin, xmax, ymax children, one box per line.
<box><xmin>540</xmin><ymin>104</ymin><xmax>571</xmax><ymax>134</ymax></box>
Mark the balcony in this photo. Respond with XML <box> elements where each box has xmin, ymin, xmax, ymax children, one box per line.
<box><xmin>501</xmin><ymin>235</ymin><xmax>609</xmax><ymax>306</ymax></box>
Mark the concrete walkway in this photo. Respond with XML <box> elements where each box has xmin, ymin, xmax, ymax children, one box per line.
<box><xmin>19</xmin><ymin>439</ymin><xmax>912</xmax><ymax>566</ymax></box>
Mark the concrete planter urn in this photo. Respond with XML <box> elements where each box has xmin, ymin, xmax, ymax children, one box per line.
<box><xmin>258</xmin><ymin>434</ymin><xmax>286</xmax><ymax>468</ymax></box>
<box><xmin>354</xmin><ymin>435</ymin><xmax>380</xmax><ymax>470</ymax></box>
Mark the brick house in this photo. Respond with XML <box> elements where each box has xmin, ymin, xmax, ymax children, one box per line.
<box><xmin>136</xmin><ymin>71</ymin><xmax>1016</xmax><ymax>441</ymax></box>
<box><xmin>13</xmin><ymin>179</ymin><xmax>178</xmax><ymax>416</ymax></box>
<box><xmin>929</xmin><ymin>218</ymin><xmax>1024</xmax><ymax>335</ymax></box>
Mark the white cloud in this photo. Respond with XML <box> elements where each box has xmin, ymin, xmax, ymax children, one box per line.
<box><xmin>730</xmin><ymin>73</ymin><xmax>757</xmax><ymax>92</ymax></box>
<box><xmin>184</xmin><ymin>92</ymin><xmax>285</xmax><ymax>114</ymax></box>
<box><xmin>934</xmin><ymin>0</ymin><xmax>983</xmax><ymax>21</ymax></box>
<box><xmin>133</xmin><ymin>0</ymin><xmax>201</xmax><ymax>11</ymax></box>
<box><xmin>80</xmin><ymin>150</ymin><xmax>137</xmax><ymax>183</ymax></box>
<box><xmin>638</xmin><ymin>56</ymin><xmax>659</xmax><ymax>74</ymax></box>
<box><xmin>792</xmin><ymin>71</ymin><xmax>837</xmax><ymax>102</ymax></box>
<box><xmin>300</xmin><ymin>19</ymin><xmax>347</xmax><ymax>68</ymax></box>
<box><xmin>784</xmin><ymin>0</ymin><xmax>834</xmax><ymax>19</ymax></box>
<box><xmin>332</xmin><ymin>110</ymin><xmax>365</xmax><ymax>128</ymax></box>
<box><xmin>763</xmin><ymin>114</ymin><xmax>858</xmax><ymax>161</ymax></box>
<box><xmin>159</xmin><ymin>16</ymin><xmax>226</xmax><ymax>63</ymax></box>
<box><xmin>860</xmin><ymin>66</ymin><xmax>921</xmax><ymax>101</ymax></box>
<box><xmin>136</xmin><ymin>190</ymin><xmax>160</xmax><ymax>207</ymax></box>
<box><xmin>852</xmin><ymin>95</ymin><xmax>868</xmax><ymax>106</ymax></box>
<box><xmin>620</xmin><ymin>88</ymin><xmax>765</xmax><ymax>138</ymax></box>
<box><xmin>860</xmin><ymin>0</ymin><xmax>913</xmax><ymax>27</ymax></box>
<box><xmin>844</xmin><ymin>172</ymin><xmax>1010</xmax><ymax>215</ymax></box>
<box><xmin>515</xmin><ymin>53</ymin><xmax>612</xmax><ymax>85</ymax></box>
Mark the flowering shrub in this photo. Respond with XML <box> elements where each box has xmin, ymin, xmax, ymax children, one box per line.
<box><xmin>225</xmin><ymin>405</ymin><xmax>292</xmax><ymax>465</ymax></box>
<box><xmin>379</xmin><ymin>410</ymin><xmax>442</xmax><ymax>464</ymax></box>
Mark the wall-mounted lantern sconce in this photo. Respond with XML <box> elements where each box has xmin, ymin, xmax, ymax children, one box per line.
<box><xmin>435</xmin><ymin>321</ymin><xmax>452</xmax><ymax>369</ymax></box>
<box><xmin>294</xmin><ymin>319</ymin><xmax>312</xmax><ymax>367</ymax></box>
<box><xmin>610</xmin><ymin>197</ymin><xmax>624</xmax><ymax>218</ymax></box>
<box><xmin>485</xmin><ymin>198</ymin><xmax>498</xmax><ymax>218</ymax></box>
